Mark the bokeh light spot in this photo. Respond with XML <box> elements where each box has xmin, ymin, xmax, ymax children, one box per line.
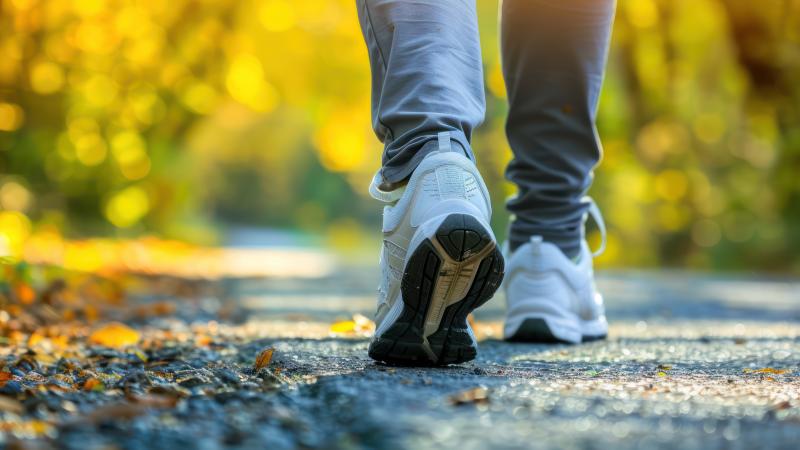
<box><xmin>74</xmin><ymin>133</ymin><xmax>108</xmax><ymax>166</ymax></box>
<box><xmin>314</xmin><ymin>112</ymin><xmax>369</xmax><ymax>172</ymax></box>
<box><xmin>0</xmin><ymin>103</ymin><xmax>25</xmax><ymax>132</ymax></box>
<box><xmin>111</xmin><ymin>131</ymin><xmax>151</xmax><ymax>180</ymax></box>
<box><xmin>0</xmin><ymin>211</ymin><xmax>32</xmax><ymax>257</ymax></box>
<box><xmin>654</xmin><ymin>169</ymin><xmax>688</xmax><ymax>202</ymax></box>
<box><xmin>30</xmin><ymin>61</ymin><xmax>65</xmax><ymax>95</ymax></box>
<box><xmin>105</xmin><ymin>186</ymin><xmax>150</xmax><ymax>228</ymax></box>
<box><xmin>226</xmin><ymin>54</ymin><xmax>278</xmax><ymax>112</ymax></box>
<box><xmin>181</xmin><ymin>81</ymin><xmax>219</xmax><ymax>115</ymax></box>
<box><xmin>691</xmin><ymin>219</ymin><xmax>721</xmax><ymax>247</ymax></box>
<box><xmin>693</xmin><ymin>113</ymin><xmax>726</xmax><ymax>144</ymax></box>
<box><xmin>0</xmin><ymin>181</ymin><xmax>32</xmax><ymax>212</ymax></box>
<box><xmin>83</xmin><ymin>74</ymin><xmax>119</xmax><ymax>108</ymax></box>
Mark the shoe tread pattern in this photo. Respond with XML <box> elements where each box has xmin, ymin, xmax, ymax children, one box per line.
<box><xmin>369</xmin><ymin>214</ymin><xmax>504</xmax><ymax>366</ymax></box>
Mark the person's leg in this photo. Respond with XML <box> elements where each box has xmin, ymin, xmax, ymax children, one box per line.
<box><xmin>357</xmin><ymin>0</ymin><xmax>505</xmax><ymax>365</ymax></box>
<box><xmin>356</xmin><ymin>0</ymin><xmax>485</xmax><ymax>186</ymax></box>
<box><xmin>501</xmin><ymin>0</ymin><xmax>616</xmax><ymax>258</ymax></box>
<box><xmin>501</xmin><ymin>0</ymin><xmax>615</xmax><ymax>344</ymax></box>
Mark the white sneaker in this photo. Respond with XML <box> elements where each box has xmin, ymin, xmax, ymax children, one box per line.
<box><xmin>368</xmin><ymin>132</ymin><xmax>504</xmax><ymax>365</ymax></box>
<box><xmin>503</xmin><ymin>200</ymin><xmax>608</xmax><ymax>344</ymax></box>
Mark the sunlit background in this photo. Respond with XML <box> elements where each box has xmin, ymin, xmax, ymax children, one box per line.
<box><xmin>0</xmin><ymin>0</ymin><xmax>799</xmax><ymax>272</ymax></box>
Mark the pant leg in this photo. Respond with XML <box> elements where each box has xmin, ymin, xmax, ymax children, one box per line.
<box><xmin>501</xmin><ymin>0</ymin><xmax>616</xmax><ymax>257</ymax></box>
<box><xmin>356</xmin><ymin>0</ymin><xmax>485</xmax><ymax>185</ymax></box>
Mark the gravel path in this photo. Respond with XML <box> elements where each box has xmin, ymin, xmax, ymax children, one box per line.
<box><xmin>2</xmin><ymin>267</ymin><xmax>798</xmax><ymax>449</ymax></box>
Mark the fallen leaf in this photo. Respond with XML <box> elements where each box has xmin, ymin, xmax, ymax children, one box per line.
<box><xmin>254</xmin><ymin>347</ymin><xmax>274</xmax><ymax>372</ymax></box>
<box><xmin>0</xmin><ymin>371</ymin><xmax>13</xmax><ymax>385</ymax></box>
<box><xmin>28</xmin><ymin>332</ymin><xmax>46</xmax><ymax>348</ymax></box>
<box><xmin>743</xmin><ymin>367</ymin><xmax>789</xmax><ymax>375</ymax></box>
<box><xmin>330</xmin><ymin>314</ymin><xmax>375</xmax><ymax>335</ymax></box>
<box><xmin>131</xmin><ymin>349</ymin><xmax>148</xmax><ymax>362</ymax></box>
<box><xmin>51</xmin><ymin>335</ymin><xmax>70</xmax><ymax>348</ymax></box>
<box><xmin>194</xmin><ymin>334</ymin><xmax>212</xmax><ymax>346</ymax></box>
<box><xmin>88</xmin><ymin>322</ymin><xmax>140</xmax><ymax>348</ymax></box>
<box><xmin>83</xmin><ymin>378</ymin><xmax>105</xmax><ymax>392</ymax></box>
<box><xmin>449</xmin><ymin>386</ymin><xmax>490</xmax><ymax>406</ymax></box>
<box><xmin>330</xmin><ymin>320</ymin><xmax>355</xmax><ymax>334</ymax></box>
<box><xmin>657</xmin><ymin>371</ymin><xmax>667</xmax><ymax>377</ymax></box>
<box><xmin>14</xmin><ymin>283</ymin><xmax>36</xmax><ymax>304</ymax></box>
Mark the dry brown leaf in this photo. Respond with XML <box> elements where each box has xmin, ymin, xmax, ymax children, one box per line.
<box><xmin>14</xmin><ymin>283</ymin><xmax>36</xmax><ymax>304</ymax></box>
<box><xmin>254</xmin><ymin>347</ymin><xmax>275</xmax><ymax>372</ymax></box>
<box><xmin>83</xmin><ymin>378</ymin><xmax>105</xmax><ymax>392</ymax></box>
<box><xmin>449</xmin><ymin>386</ymin><xmax>490</xmax><ymax>406</ymax></box>
<box><xmin>0</xmin><ymin>371</ymin><xmax>13</xmax><ymax>385</ymax></box>
<box><xmin>744</xmin><ymin>367</ymin><xmax>789</xmax><ymax>375</ymax></box>
<box><xmin>88</xmin><ymin>322</ymin><xmax>140</xmax><ymax>348</ymax></box>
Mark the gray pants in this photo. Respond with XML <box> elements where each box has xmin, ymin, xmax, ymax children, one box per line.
<box><xmin>357</xmin><ymin>0</ymin><xmax>616</xmax><ymax>257</ymax></box>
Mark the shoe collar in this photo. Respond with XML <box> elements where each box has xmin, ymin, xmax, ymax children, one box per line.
<box><xmin>504</xmin><ymin>197</ymin><xmax>606</xmax><ymax>265</ymax></box>
<box><xmin>368</xmin><ymin>131</ymin><xmax>473</xmax><ymax>205</ymax></box>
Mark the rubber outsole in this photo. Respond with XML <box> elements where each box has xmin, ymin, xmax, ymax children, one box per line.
<box><xmin>506</xmin><ymin>318</ymin><xmax>608</xmax><ymax>344</ymax></box>
<box><xmin>369</xmin><ymin>214</ymin><xmax>504</xmax><ymax>366</ymax></box>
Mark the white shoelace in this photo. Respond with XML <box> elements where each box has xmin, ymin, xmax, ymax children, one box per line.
<box><xmin>584</xmin><ymin>196</ymin><xmax>607</xmax><ymax>257</ymax></box>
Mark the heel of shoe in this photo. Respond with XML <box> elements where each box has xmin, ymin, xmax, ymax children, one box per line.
<box><xmin>368</xmin><ymin>213</ymin><xmax>504</xmax><ymax>365</ymax></box>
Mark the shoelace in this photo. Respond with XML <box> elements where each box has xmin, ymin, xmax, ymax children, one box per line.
<box><xmin>584</xmin><ymin>196</ymin><xmax>607</xmax><ymax>257</ymax></box>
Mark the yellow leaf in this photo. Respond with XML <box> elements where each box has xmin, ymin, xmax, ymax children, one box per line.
<box><xmin>657</xmin><ymin>371</ymin><xmax>667</xmax><ymax>377</ymax></box>
<box><xmin>88</xmin><ymin>322</ymin><xmax>140</xmax><ymax>348</ymax></box>
<box><xmin>330</xmin><ymin>320</ymin><xmax>355</xmax><ymax>334</ymax></box>
<box><xmin>132</xmin><ymin>349</ymin><xmax>148</xmax><ymax>362</ymax></box>
<box><xmin>27</xmin><ymin>332</ymin><xmax>45</xmax><ymax>347</ymax></box>
<box><xmin>51</xmin><ymin>335</ymin><xmax>70</xmax><ymax>348</ymax></box>
<box><xmin>747</xmin><ymin>367</ymin><xmax>789</xmax><ymax>375</ymax></box>
<box><xmin>254</xmin><ymin>347</ymin><xmax>274</xmax><ymax>372</ymax></box>
<box><xmin>330</xmin><ymin>314</ymin><xmax>375</xmax><ymax>335</ymax></box>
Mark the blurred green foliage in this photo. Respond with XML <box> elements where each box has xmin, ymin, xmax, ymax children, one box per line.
<box><xmin>0</xmin><ymin>0</ymin><xmax>798</xmax><ymax>271</ymax></box>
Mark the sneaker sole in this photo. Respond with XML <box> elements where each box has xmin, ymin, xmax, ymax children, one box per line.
<box><xmin>506</xmin><ymin>318</ymin><xmax>607</xmax><ymax>344</ymax></box>
<box><xmin>368</xmin><ymin>213</ymin><xmax>505</xmax><ymax>366</ymax></box>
